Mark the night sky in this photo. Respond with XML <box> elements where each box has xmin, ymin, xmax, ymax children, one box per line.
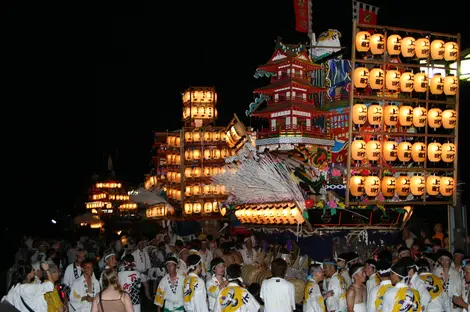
<box><xmin>4</xmin><ymin>1</ymin><xmax>468</xmax><ymax>229</ymax></box>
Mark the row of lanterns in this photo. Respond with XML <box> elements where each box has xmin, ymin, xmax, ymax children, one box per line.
<box><xmin>166</xmin><ymin>184</ymin><xmax>227</xmax><ymax>200</ymax></box>
<box><xmin>119</xmin><ymin>203</ymin><xmax>138</xmax><ymax>210</ymax></box>
<box><xmin>353</xmin><ymin>104</ymin><xmax>456</xmax><ymax>129</ymax></box>
<box><xmin>184</xmin><ymin>166</ymin><xmax>226</xmax><ymax>178</ymax></box>
<box><xmin>144</xmin><ymin>176</ymin><xmax>158</xmax><ymax>190</ymax></box>
<box><xmin>354</xmin><ymin>68</ymin><xmax>458</xmax><ymax>95</ymax></box>
<box><xmin>146</xmin><ymin>203</ymin><xmax>175</xmax><ymax>219</ymax></box>
<box><xmin>183</xmin><ymin>105</ymin><xmax>217</xmax><ymax>119</ymax></box>
<box><xmin>184</xmin><ymin>148</ymin><xmax>233</xmax><ymax>161</ymax></box>
<box><xmin>184</xmin><ymin>130</ymin><xmax>226</xmax><ymax>143</ymax></box>
<box><xmin>95</xmin><ymin>182</ymin><xmax>122</xmax><ymax>188</ymax></box>
<box><xmin>351</xmin><ymin>139</ymin><xmax>456</xmax><ymax>163</ymax></box>
<box><xmin>86</xmin><ymin>201</ymin><xmax>113</xmax><ymax>209</ymax></box>
<box><xmin>109</xmin><ymin>195</ymin><xmax>129</xmax><ymax>201</ymax></box>
<box><xmin>349</xmin><ymin>175</ymin><xmax>455</xmax><ymax>197</ymax></box>
<box><xmin>167</xmin><ymin>135</ymin><xmax>181</xmax><ymax>148</ymax></box>
<box><xmin>234</xmin><ymin>203</ymin><xmax>305</xmax><ymax>225</ymax></box>
<box><xmin>184</xmin><ymin>201</ymin><xmax>221</xmax><ymax>215</ymax></box>
<box><xmin>92</xmin><ymin>193</ymin><xmax>106</xmax><ymax>200</ymax></box>
<box><xmin>356</xmin><ymin>32</ymin><xmax>458</xmax><ymax>61</ymax></box>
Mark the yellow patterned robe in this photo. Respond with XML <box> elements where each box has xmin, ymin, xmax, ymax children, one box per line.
<box><xmin>303</xmin><ymin>279</ymin><xmax>326</xmax><ymax>312</ymax></box>
<box><xmin>213</xmin><ymin>282</ymin><xmax>260</xmax><ymax>312</ymax></box>
<box><xmin>154</xmin><ymin>273</ymin><xmax>185</xmax><ymax>312</ymax></box>
<box><xmin>367</xmin><ymin>280</ymin><xmax>393</xmax><ymax>312</ymax></box>
<box><xmin>183</xmin><ymin>273</ymin><xmax>208</xmax><ymax>312</ymax></box>
<box><xmin>382</xmin><ymin>282</ymin><xmax>422</xmax><ymax>312</ymax></box>
<box><xmin>326</xmin><ymin>272</ymin><xmax>347</xmax><ymax>312</ymax></box>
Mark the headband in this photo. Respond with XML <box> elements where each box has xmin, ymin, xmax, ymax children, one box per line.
<box><xmin>348</xmin><ymin>257</ymin><xmax>359</xmax><ymax>264</ymax></box>
<box><xmin>165</xmin><ymin>259</ymin><xmax>178</xmax><ymax>265</ymax></box>
<box><xmin>399</xmin><ymin>250</ymin><xmax>410</xmax><ymax>256</ymax></box>
<box><xmin>378</xmin><ymin>268</ymin><xmax>391</xmax><ymax>274</ymax></box>
<box><xmin>391</xmin><ymin>269</ymin><xmax>406</xmax><ymax>279</ymax></box>
<box><xmin>335</xmin><ymin>258</ymin><xmax>345</xmax><ymax>262</ymax></box>
<box><xmin>454</xmin><ymin>252</ymin><xmax>464</xmax><ymax>256</ymax></box>
<box><xmin>187</xmin><ymin>260</ymin><xmax>201</xmax><ymax>272</ymax></box>
<box><xmin>366</xmin><ymin>263</ymin><xmax>376</xmax><ymax>268</ymax></box>
<box><xmin>311</xmin><ymin>265</ymin><xmax>324</xmax><ymax>273</ymax></box>
<box><xmin>351</xmin><ymin>267</ymin><xmax>364</xmax><ymax>277</ymax></box>
<box><xmin>324</xmin><ymin>261</ymin><xmax>337</xmax><ymax>265</ymax></box>
<box><xmin>211</xmin><ymin>261</ymin><xmax>225</xmax><ymax>272</ymax></box>
<box><xmin>104</xmin><ymin>253</ymin><xmax>116</xmax><ymax>261</ymax></box>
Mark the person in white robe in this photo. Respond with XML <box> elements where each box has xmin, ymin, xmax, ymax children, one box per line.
<box><xmin>69</xmin><ymin>260</ymin><xmax>100</xmax><ymax>312</ymax></box>
<box><xmin>240</xmin><ymin>238</ymin><xmax>258</xmax><ymax>266</ymax></box>
<box><xmin>198</xmin><ymin>240</ymin><xmax>213</xmax><ymax>280</ymax></box>
<box><xmin>367</xmin><ymin>259</ymin><xmax>393</xmax><ymax>312</ymax></box>
<box><xmin>415</xmin><ymin>258</ymin><xmax>446</xmax><ymax>312</ymax></box>
<box><xmin>177</xmin><ymin>248</ymin><xmax>189</xmax><ymax>276</ymax></box>
<box><xmin>382</xmin><ymin>262</ymin><xmax>422</xmax><ymax>312</ymax></box>
<box><xmin>132</xmin><ymin>240</ymin><xmax>152</xmax><ymax>300</ymax></box>
<box><xmin>213</xmin><ymin>263</ymin><xmax>260</xmax><ymax>312</ymax></box>
<box><xmin>62</xmin><ymin>248</ymin><xmax>85</xmax><ymax>299</ymax></box>
<box><xmin>119</xmin><ymin>255</ymin><xmax>142</xmax><ymax>312</ymax></box>
<box><xmin>364</xmin><ymin>259</ymin><xmax>380</xmax><ymax>294</ymax></box>
<box><xmin>183</xmin><ymin>254</ymin><xmax>208</xmax><ymax>312</ymax></box>
<box><xmin>451</xmin><ymin>258</ymin><xmax>469</xmax><ymax>311</ymax></box>
<box><xmin>147</xmin><ymin>242</ymin><xmax>166</xmax><ymax>295</ymax></box>
<box><xmin>303</xmin><ymin>263</ymin><xmax>328</xmax><ymax>312</ymax></box>
<box><xmin>261</xmin><ymin>258</ymin><xmax>296</xmax><ymax>312</ymax></box>
<box><xmin>206</xmin><ymin>258</ymin><xmax>228</xmax><ymax>312</ymax></box>
<box><xmin>397</xmin><ymin>256</ymin><xmax>432</xmax><ymax>310</ymax></box>
<box><xmin>335</xmin><ymin>253</ymin><xmax>352</xmax><ymax>288</ymax></box>
<box><xmin>433</xmin><ymin>249</ymin><xmax>463</xmax><ymax>312</ymax></box>
<box><xmin>154</xmin><ymin>257</ymin><xmax>185</xmax><ymax>312</ymax></box>
<box><xmin>99</xmin><ymin>251</ymin><xmax>117</xmax><ymax>288</ymax></box>
<box><xmin>324</xmin><ymin>259</ymin><xmax>348</xmax><ymax>312</ymax></box>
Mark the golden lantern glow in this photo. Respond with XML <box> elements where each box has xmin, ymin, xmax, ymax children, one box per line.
<box><xmin>427</xmin><ymin>108</ymin><xmax>442</xmax><ymax>129</ymax></box>
<box><xmin>349</xmin><ymin>176</ymin><xmax>365</xmax><ymax>197</ymax></box>
<box><xmin>412</xmin><ymin>106</ymin><xmax>427</xmax><ymax>127</ymax></box>
<box><xmin>367</xmin><ymin>104</ymin><xmax>383</xmax><ymax>126</ymax></box>
<box><xmin>396</xmin><ymin>175</ymin><xmax>411</xmax><ymax>197</ymax></box>
<box><xmin>441</xmin><ymin>142</ymin><xmax>456</xmax><ymax>163</ymax></box>
<box><xmin>184</xmin><ymin>203</ymin><xmax>193</xmax><ymax>215</ymax></box>
<box><xmin>428</xmin><ymin>142</ymin><xmax>442</xmax><ymax>162</ymax></box>
<box><xmin>440</xmin><ymin>176</ymin><xmax>455</xmax><ymax>197</ymax></box>
<box><xmin>399</xmin><ymin>106</ymin><xmax>413</xmax><ymax>127</ymax></box>
<box><xmin>411</xmin><ymin>142</ymin><xmax>426</xmax><ymax>162</ymax></box>
<box><xmin>381</xmin><ymin>176</ymin><xmax>396</xmax><ymax>197</ymax></box>
<box><xmin>431</xmin><ymin>40</ymin><xmax>445</xmax><ymax>60</ymax></box>
<box><xmin>415</xmin><ymin>38</ymin><xmax>430</xmax><ymax>58</ymax></box>
<box><xmin>386</xmin><ymin>70</ymin><xmax>401</xmax><ymax>91</ymax></box>
<box><xmin>410</xmin><ymin>175</ymin><xmax>425</xmax><ymax>196</ymax></box>
<box><xmin>370</xmin><ymin>33</ymin><xmax>386</xmax><ymax>54</ymax></box>
<box><xmin>203</xmin><ymin>202</ymin><xmax>213</xmax><ymax>214</ymax></box>
<box><xmin>442</xmin><ymin>109</ymin><xmax>457</xmax><ymax>129</ymax></box>
<box><xmin>185</xmin><ymin>132</ymin><xmax>192</xmax><ymax>142</ymax></box>
<box><xmin>444</xmin><ymin>42</ymin><xmax>458</xmax><ymax>61</ymax></box>
<box><xmin>430</xmin><ymin>74</ymin><xmax>444</xmax><ymax>95</ymax></box>
<box><xmin>397</xmin><ymin>141</ymin><xmax>412</xmax><ymax>162</ymax></box>
<box><xmin>365</xmin><ymin>176</ymin><xmax>381</xmax><ymax>197</ymax></box>
<box><xmin>354</xmin><ymin>67</ymin><xmax>369</xmax><ymax>88</ymax></box>
<box><xmin>383</xmin><ymin>140</ymin><xmax>398</xmax><ymax>162</ymax></box>
<box><xmin>384</xmin><ymin>104</ymin><xmax>399</xmax><ymax>127</ymax></box>
<box><xmin>352</xmin><ymin>103</ymin><xmax>368</xmax><ymax>125</ymax></box>
<box><xmin>400</xmin><ymin>72</ymin><xmax>415</xmax><ymax>92</ymax></box>
<box><xmin>426</xmin><ymin>175</ymin><xmax>441</xmax><ymax>196</ymax></box>
<box><xmin>443</xmin><ymin>75</ymin><xmax>458</xmax><ymax>96</ymax></box>
<box><xmin>366</xmin><ymin>139</ymin><xmax>381</xmax><ymax>161</ymax></box>
<box><xmin>369</xmin><ymin>68</ymin><xmax>385</xmax><ymax>90</ymax></box>
<box><xmin>351</xmin><ymin>138</ymin><xmax>366</xmax><ymax>161</ymax></box>
<box><xmin>356</xmin><ymin>31</ymin><xmax>371</xmax><ymax>52</ymax></box>
<box><xmin>414</xmin><ymin>72</ymin><xmax>428</xmax><ymax>92</ymax></box>
<box><xmin>192</xmin><ymin>149</ymin><xmax>201</xmax><ymax>160</ymax></box>
<box><xmin>220</xmin><ymin>206</ymin><xmax>227</xmax><ymax>217</ymax></box>
<box><xmin>401</xmin><ymin>36</ymin><xmax>416</xmax><ymax>57</ymax></box>
<box><xmin>387</xmin><ymin>34</ymin><xmax>402</xmax><ymax>55</ymax></box>
<box><xmin>193</xmin><ymin>203</ymin><xmax>202</xmax><ymax>214</ymax></box>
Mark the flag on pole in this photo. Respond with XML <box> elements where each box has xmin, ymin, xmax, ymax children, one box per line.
<box><xmin>352</xmin><ymin>1</ymin><xmax>379</xmax><ymax>25</ymax></box>
<box><xmin>294</xmin><ymin>0</ymin><xmax>311</xmax><ymax>34</ymax></box>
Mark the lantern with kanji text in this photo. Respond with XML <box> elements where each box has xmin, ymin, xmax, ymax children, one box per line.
<box><xmin>414</xmin><ymin>72</ymin><xmax>428</xmax><ymax>92</ymax></box>
<box><xmin>410</xmin><ymin>175</ymin><xmax>425</xmax><ymax>196</ymax></box>
<box><xmin>401</xmin><ymin>37</ymin><xmax>416</xmax><ymax>57</ymax></box>
<box><xmin>366</xmin><ymin>139</ymin><xmax>381</xmax><ymax>162</ymax></box>
<box><xmin>351</xmin><ymin>138</ymin><xmax>367</xmax><ymax>161</ymax></box>
<box><xmin>412</xmin><ymin>106</ymin><xmax>427</xmax><ymax>127</ymax></box>
<box><xmin>356</xmin><ymin>31</ymin><xmax>371</xmax><ymax>52</ymax></box>
<box><xmin>384</xmin><ymin>104</ymin><xmax>399</xmax><ymax>127</ymax></box>
<box><xmin>431</xmin><ymin>40</ymin><xmax>445</xmax><ymax>60</ymax></box>
<box><xmin>396</xmin><ymin>175</ymin><xmax>411</xmax><ymax>197</ymax></box>
<box><xmin>386</xmin><ymin>70</ymin><xmax>401</xmax><ymax>91</ymax></box>
<box><xmin>365</xmin><ymin>176</ymin><xmax>381</xmax><ymax>197</ymax></box>
<box><xmin>354</xmin><ymin>67</ymin><xmax>369</xmax><ymax>88</ymax></box>
<box><xmin>387</xmin><ymin>34</ymin><xmax>402</xmax><ymax>55</ymax></box>
<box><xmin>381</xmin><ymin>176</ymin><xmax>396</xmax><ymax>197</ymax></box>
<box><xmin>426</xmin><ymin>175</ymin><xmax>441</xmax><ymax>196</ymax></box>
<box><xmin>352</xmin><ymin>103</ymin><xmax>368</xmax><ymax>125</ymax></box>
<box><xmin>444</xmin><ymin>42</ymin><xmax>458</xmax><ymax>61</ymax></box>
<box><xmin>442</xmin><ymin>109</ymin><xmax>457</xmax><ymax>129</ymax></box>
<box><xmin>370</xmin><ymin>33</ymin><xmax>386</xmax><ymax>54</ymax></box>
<box><xmin>430</xmin><ymin>74</ymin><xmax>444</xmax><ymax>95</ymax></box>
<box><xmin>383</xmin><ymin>140</ymin><xmax>398</xmax><ymax>162</ymax></box>
<box><xmin>441</xmin><ymin>142</ymin><xmax>456</xmax><ymax>163</ymax></box>
<box><xmin>399</xmin><ymin>106</ymin><xmax>413</xmax><ymax>127</ymax></box>
<box><xmin>398</xmin><ymin>141</ymin><xmax>412</xmax><ymax>162</ymax></box>
<box><xmin>349</xmin><ymin>176</ymin><xmax>365</xmax><ymax>197</ymax></box>
<box><xmin>369</xmin><ymin>68</ymin><xmax>385</xmax><ymax>90</ymax></box>
<box><xmin>440</xmin><ymin>176</ymin><xmax>455</xmax><ymax>197</ymax></box>
<box><xmin>415</xmin><ymin>38</ymin><xmax>430</xmax><ymax>58</ymax></box>
<box><xmin>411</xmin><ymin>142</ymin><xmax>426</xmax><ymax>163</ymax></box>
<box><xmin>443</xmin><ymin>75</ymin><xmax>458</xmax><ymax>96</ymax></box>
<box><xmin>367</xmin><ymin>104</ymin><xmax>383</xmax><ymax>126</ymax></box>
<box><xmin>428</xmin><ymin>108</ymin><xmax>442</xmax><ymax>129</ymax></box>
<box><xmin>428</xmin><ymin>142</ymin><xmax>442</xmax><ymax>162</ymax></box>
<box><xmin>400</xmin><ymin>72</ymin><xmax>414</xmax><ymax>92</ymax></box>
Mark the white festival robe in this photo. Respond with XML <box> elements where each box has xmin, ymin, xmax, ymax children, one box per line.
<box><xmin>69</xmin><ymin>275</ymin><xmax>100</xmax><ymax>312</ymax></box>
<box><xmin>119</xmin><ymin>269</ymin><xmax>142</xmax><ymax>312</ymax></box>
<box><xmin>367</xmin><ymin>279</ymin><xmax>392</xmax><ymax>312</ymax></box>
<box><xmin>418</xmin><ymin>272</ymin><xmax>446</xmax><ymax>312</ymax></box>
<box><xmin>381</xmin><ymin>281</ymin><xmax>422</xmax><ymax>312</ymax></box>
<box><xmin>132</xmin><ymin>249</ymin><xmax>151</xmax><ymax>283</ymax></box>
<box><xmin>63</xmin><ymin>263</ymin><xmax>83</xmax><ymax>289</ymax></box>
<box><xmin>154</xmin><ymin>273</ymin><xmax>185</xmax><ymax>312</ymax></box>
<box><xmin>207</xmin><ymin>275</ymin><xmax>226</xmax><ymax>312</ymax></box>
<box><xmin>340</xmin><ymin>269</ymin><xmax>352</xmax><ymax>288</ymax></box>
<box><xmin>462</xmin><ymin>280</ymin><xmax>469</xmax><ymax>312</ymax></box>
<box><xmin>433</xmin><ymin>266</ymin><xmax>464</xmax><ymax>312</ymax></box>
<box><xmin>3</xmin><ymin>281</ymin><xmax>54</xmax><ymax>312</ymax></box>
<box><xmin>240</xmin><ymin>248</ymin><xmax>258</xmax><ymax>266</ymax></box>
<box><xmin>366</xmin><ymin>273</ymin><xmax>380</xmax><ymax>295</ymax></box>
<box><xmin>409</xmin><ymin>272</ymin><xmax>432</xmax><ymax>310</ymax></box>
<box><xmin>199</xmin><ymin>249</ymin><xmax>213</xmax><ymax>279</ymax></box>
<box><xmin>213</xmin><ymin>282</ymin><xmax>260</xmax><ymax>312</ymax></box>
<box><xmin>326</xmin><ymin>272</ymin><xmax>348</xmax><ymax>312</ymax></box>
<box><xmin>303</xmin><ymin>278</ymin><xmax>326</xmax><ymax>312</ymax></box>
<box><xmin>183</xmin><ymin>272</ymin><xmax>209</xmax><ymax>312</ymax></box>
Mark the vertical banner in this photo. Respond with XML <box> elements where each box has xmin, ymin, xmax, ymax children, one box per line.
<box><xmin>294</xmin><ymin>0</ymin><xmax>309</xmax><ymax>33</ymax></box>
<box><xmin>352</xmin><ymin>1</ymin><xmax>379</xmax><ymax>25</ymax></box>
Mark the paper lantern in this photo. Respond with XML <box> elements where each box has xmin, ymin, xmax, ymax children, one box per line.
<box><xmin>356</xmin><ymin>31</ymin><xmax>371</xmax><ymax>52</ymax></box>
<box><xmin>365</xmin><ymin>176</ymin><xmax>381</xmax><ymax>197</ymax></box>
<box><xmin>440</xmin><ymin>176</ymin><xmax>455</xmax><ymax>197</ymax></box>
<box><xmin>443</xmin><ymin>75</ymin><xmax>458</xmax><ymax>96</ymax></box>
<box><xmin>384</xmin><ymin>105</ymin><xmax>399</xmax><ymax>126</ymax></box>
<box><xmin>441</xmin><ymin>143</ymin><xmax>456</xmax><ymax>163</ymax></box>
<box><xmin>414</xmin><ymin>72</ymin><xmax>428</xmax><ymax>92</ymax></box>
<box><xmin>351</xmin><ymin>139</ymin><xmax>366</xmax><ymax>161</ymax></box>
<box><xmin>381</xmin><ymin>176</ymin><xmax>396</xmax><ymax>197</ymax></box>
<box><xmin>412</xmin><ymin>106</ymin><xmax>427</xmax><ymax>127</ymax></box>
<box><xmin>383</xmin><ymin>140</ymin><xmax>398</xmax><ymax>162</ymax></box>
<box><xmin>442</xmin><ymin>109</ymin><xmax>457</xmax><ymax>129</ymax></box>
<box><xmin>387</xmin><ymin>34</ymin><xmax>402</xmax><ymax>55</ymax></box>
<box><xmin>396</xmin><ymin>175</ymin><xmax>411</xmax><ymax>197</ymax></box>
<box><xmin>398</xmin><ymin>141</ymin><xmax>412</xmax><ymax>162</ymax></box>
<box><xmin>354</xmin><ymin>67</ymin><xmax>369</xmax><ymax>88</ymax></box>
<box><xmin>444</xmin><ymin>42</ymin><xmax>458</xmax><ymax>61</ymax></box>
<box><xmin>369</xmin><ymin>68</ymin><xmax>385</xmax><ymax>90</ymax></box>
<box><xmin>367</xmin><ymin>104</ymin><xmax>383</xmax><ymax>126</ymax></box>
<box><xmin>370</xmin><ymin>33</ymin><xmax>386</xmax><ymax>54</ymax></box>
<box><xmin>399</xmin><ymin>106</ymin><xmax>413</xmax><ymax>127</ymax></box>
<box><xmin>428</xmin><ymin>108</ymin><xmax>442</xmax><ymax>129</ymax></box>
<box><xmin>401</xmin><ymin>36</ymin><xmax>416</xmax><ymax>57</ymax></box>
<box><xmin>426</xmin><ymin>175</ymin><xmax>441</xmax><ymax>196</ymax></box>
<box><xmin>386</xmin><ymin>70</ymin><xmax>401</xmax><ymax>91</ymax></box>
<box><xmin>428</xmin><ymin>142</ymin><xmax>442</xmax><ymax>162</ymax></box>
<box><xmin>349</xmin><ymin>176</ymin><xmax>365</xmax><ymax>197</ymax></box>
<box><xmin>352</xmin><ymin>103</ymin><xmax>368</xmax><ymax>125</ymax></box>
<box><xmin>411</xmin><ymin>142</ymin><xmax>426</xmax><ymax>162</ymax></box>
<box><xmin>410</xmin><ymin>175</ymin><xmax>425</xmax><ymax>196</ymax></box>
<box><xmin>431</xmin><ymin>40</ymin><xmax>445</xmax><ymax>60</ymax></box>
<box><xmin>366</xmin><ymin>139</ymin><xmax>381</xmax><ymax>161</ymax></box>
<box><xmin>400</xmin><ymin>72</ymin><xmax>414</xmax><ymax>92</ymax></box>
<box><xmin>415</xmin><ymin>38</ymin><xmax>430</xmax><ymax>58</ymax></box>
<box><xmin>430</xmin><ymin>74</ymin><xmax>444</xmax><ymax>95</ymax></box>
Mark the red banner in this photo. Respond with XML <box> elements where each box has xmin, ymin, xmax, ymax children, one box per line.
<box><xmin>294</xmin><ymin>0</ymin><xmax>309</xmax><ymax>33</ymax></box>
<box><xmin>358</xmin><ymin>7</ymin><xmax>377</xmax><ymax>25</ymax></box>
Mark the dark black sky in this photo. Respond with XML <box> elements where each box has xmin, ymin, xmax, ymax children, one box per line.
<box><xmin>4</xmin><ymin>1</ymin><xmax>468</xmax><ymax>227</ymax></box>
